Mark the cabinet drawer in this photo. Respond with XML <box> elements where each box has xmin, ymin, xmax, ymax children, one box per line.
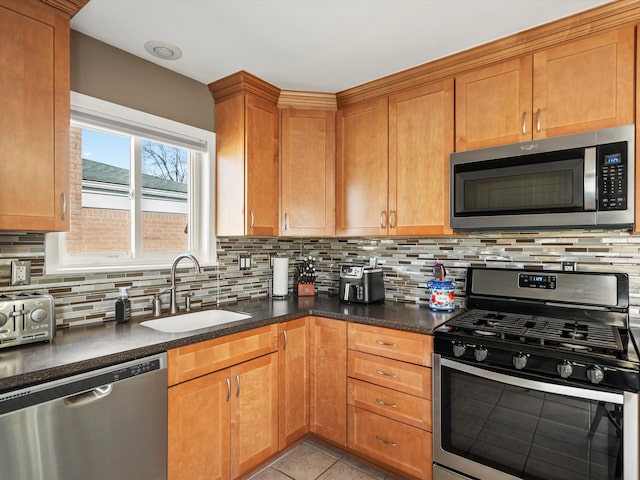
<box><xmin>168</xmin><ymin>324</ymin><xmax>278</xmax><ymax>385</ymax></box>
<box><xmin>348</xmin><ymin>350</ymin><xmax>431</xmax><ymax>398</ymax></box>
<box><xmin>348</xmin><ymin>378</ymin><xmax>431</xmax><ymax>431</ymax></box>
<box><xmin>348</xmin><ymin>323</ymin><xmax>433</xmax><ymax>366</ymax></box>
<box><xmin>348</xmin><ymin>406</ymin><xmax>432</xmax><ymax>480</ymax></box>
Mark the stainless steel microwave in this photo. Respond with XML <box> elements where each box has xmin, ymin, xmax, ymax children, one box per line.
<box><xmin>450</xmin><ymin>125</ymin><xmax>635</xmax><ymax>231</ymax></box>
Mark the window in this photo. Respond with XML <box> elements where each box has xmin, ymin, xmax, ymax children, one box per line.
<box><xmin>46</xmin><ymin>93</ymin><xmax>216</xmax><ymax>273</ymax></box>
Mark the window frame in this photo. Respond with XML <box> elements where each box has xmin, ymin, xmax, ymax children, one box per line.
<box><xmin>45</xmin><ymin>92</ymin><xmax>216</xmax><ymax>274</ymax></box>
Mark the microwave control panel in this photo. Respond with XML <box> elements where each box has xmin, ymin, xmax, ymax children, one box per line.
<box><xmin>598</xmin><ymin>142</ymin><xmax>627</xmax><ymax>211</ymax></box>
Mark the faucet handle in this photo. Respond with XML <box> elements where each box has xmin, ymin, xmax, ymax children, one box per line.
<box><xmin>184</xmin><ymin>293</ymin><xmax>193</xmax><ymax>312</ymax></box>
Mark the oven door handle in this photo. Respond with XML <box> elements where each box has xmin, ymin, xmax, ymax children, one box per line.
<box><xmin>437</xmin><ymin>355</ymin><xmax>624</xmax><ymax>404</ymax></box>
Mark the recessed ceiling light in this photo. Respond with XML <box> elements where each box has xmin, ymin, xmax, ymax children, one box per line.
<box><xmin>144</xmin><ymin>40</ymin><xmax>182</xmax><ymax>60</ymax></box>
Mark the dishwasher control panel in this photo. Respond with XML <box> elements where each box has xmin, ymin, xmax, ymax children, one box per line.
<box><xmin>0</xmin><ymin>293</ymin><xmax>55</xmax><ymax>348</ymax></box>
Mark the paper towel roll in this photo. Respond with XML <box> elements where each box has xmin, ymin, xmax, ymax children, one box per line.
<box><xmin>272</xmin><ymin>257</ymin><xmax>289</xmax><ymax>297</ymax></box>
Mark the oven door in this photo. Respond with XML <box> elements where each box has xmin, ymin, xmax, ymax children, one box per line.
<box><xmin>433</xmin><ymin>354</ymin><xmax>638</xmax><ymax>480</ymax></box>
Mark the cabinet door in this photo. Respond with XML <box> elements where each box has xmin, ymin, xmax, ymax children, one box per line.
<box><xmin>455</xmin><ymin>56</ymin><xmax>533</xmax><ymax>151</ymax></box>
<box><xmin>246</xmin><ymin>95</ymin><xmax>279</xmax><ymax>235</ymax></box>
<box><xmin>168</xmin><ymin>369</ymin><xmax>231</xmax><ymax>480</ymax></box>
<box><xmin>215</xmin><ymin>95</ymin><xmax>245</xmax><ymax>236</ymax></box>
<box><xmin>0</xmin><ymin>1</ymin><xmax>69</xmax><ymax>231</ymax></box>
<box><xmin>533</xmin><ymin>25</ymin><xmax>634</xmax><ymax>139</ymax></box>
<box><xmin>309</xmin><ymin>316</ymin><xmax>347</xmax><ymax>445</ymax></box>
<box><xmin>389</xmin><ymin>80</ymin><xmax>454</xmax><ymax>235</ymax></box>
<box><xmin>336</xmin><ymin>97</ymin><xmax>389</xmax><ymax>236</ymax></box>
<box><xmin>230</xmin><ymin>352</ymin><xmax>279</xmax><ymax>478</ymax></box>
<box><xmin>278</xmin><ymin>317</ymin><xmax>309</xmax><ymax>449</ymax></box>
<box><xmin>280</xmin><ymin>109</ymin><xmax>335</xmax><ymax>236</ymax></box>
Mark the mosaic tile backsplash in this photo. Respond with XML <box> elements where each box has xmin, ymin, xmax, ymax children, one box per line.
<box><xmin>2</xmin><ymin>231</ymin><xmax>640</xmax><ymax>328</ymax></box>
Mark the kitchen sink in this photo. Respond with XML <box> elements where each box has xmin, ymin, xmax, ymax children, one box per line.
<box><xmin>140</xmin><ymin>310</ymin><xmax>252</xmax><ymax>333</ymax></box>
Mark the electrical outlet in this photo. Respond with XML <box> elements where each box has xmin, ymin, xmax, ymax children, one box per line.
<box><xmin>11</xmin><ymin>260</ymin><xmax>31</xmax><ymax>286</ymax></box>
<box><xmin>562</xmin><ymin>261</ymin><xmax>577</xmax><ymax>272</ymax></box>
<box><xmin>238</xmin><ymin>254</ymin><xmax>251</xmax><ymax>271</ymax></box>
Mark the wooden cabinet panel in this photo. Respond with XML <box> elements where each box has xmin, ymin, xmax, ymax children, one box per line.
<box><xmin>278</xmin><ymin>317</ymin><xmax>309</xmax><ymax>448</ymax></box>
<box><xmin>455</xmin><ymin>56</ymin><xmax>533</xmax><ymax>151</ymax></box>
<box><xmin>231</xmin><ymin>353</ymin><xmax>279</xmax><ymax>478</ymax></box>
<box><xmin>167</xmin><ymin>324</ymin><xmax>278</xmax><ymax>386</ymax></box>
<box><xmin>348</xmin><ymin>406</ymin><xmax>432</xmax><ymax>480</ymax></box>
<box><xmin>168</xmin><ymin>369</ymin><xmax>231</xmax><ymax>480</ymax></box>
<box><xmin>336</xmin><ymin>97</ymin><xmax>389</xmax><ymax>236</ymax></box>
<box><xmin>280</xmin><ymin>109</ymin><xmax>335</xmax><ymax>236</ymax></box>
<box><xmin>348</xmin><ymin>378</ymin><xmax>431</xmax><ymax>432</ymax></box>
<box><xmin>309</xmin><ymin>316</ymin><xmax>347</xmax><ymax>445</ymax></box>
<box><xmin>389</xmin><ymin>80</ymin><xmax>454</xmax><ymax>235</ymax></box>
<box><xmin>533</xmin><ymin>26</ymin><xmax>634</xmax><ymax>139</ymax></box>
<box><xmin>348</xmin><ymin>350</ymin><xmax>431</xmax><ymax>398</ymax></box>
<box><xmin>246</xmin><ymin>95</ymin><xmax>279</xmax><ymax>235</ymax></box>
<box><xmin>348</xmin><ymin>322</ymin><xmax>433</xmax><ymax>366</ymax></box>
<box><xmin>456</xmin><ymin>26</ymin><xmax>634</xmax><ymax>151</ymax></box>
<box><xmin>215</xmin><ymin>95</ymin><xmax>245</xmax><ymax>236</ymax></box>
<box><xmin>0</xmin><ymin>0</ymin><xmax>69</xmax><ymax>231</ymax></box>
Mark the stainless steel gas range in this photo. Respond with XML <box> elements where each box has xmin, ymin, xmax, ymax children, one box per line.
<box><xmin>433</xmin><ymin>267</ymin><xmax>639</xmax><ymax>480</ymax></box>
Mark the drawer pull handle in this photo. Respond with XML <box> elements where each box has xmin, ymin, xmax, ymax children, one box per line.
<box><xmin>375</xmin><ymin>340</ymin><xmax>397</xmax><ymax>347</ymax></box>
<box><xmin>376</xmin><ymin>398</ymin><xmax>397</xmax><ymax>408</ymax></box>
<box><xmin>376</xmin><ymin>435</ymin><xmax>397</xmax><ymax>447</ymax></box>
<box><xmin>375</xmin><ymin>369</ymin><xmax>397</xmax><ymax>378</ymax></box>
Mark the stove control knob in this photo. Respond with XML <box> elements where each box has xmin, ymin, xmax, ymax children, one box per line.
<box><xmin>452</xmin><ymin>343</ymin><xmax>466</xmax><ymax>358</ymax></box>
<box><xmin>587</xmin><ymin>366</ymin><xmax>604</xmax><ymax>385</ymax></box>
<box><xmin>557</xmin><ymin>361</ymin><xmax>573</xmax><ymax>379</ymax></box>
<box><xmin>474</xmin><ymin>347</ymin><xmax>488</xmax><ymax>362</ymax></box>
<box><xmin>512</xmin><ymin>354</ymin><xmax>528</xmax><ymax>370</ymax></box>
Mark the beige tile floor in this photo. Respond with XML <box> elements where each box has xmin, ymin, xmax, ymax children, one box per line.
<box><xmin>248</xmin><ymin>438</ymin><xmax>403</xmax><ymax>480</ymax></box>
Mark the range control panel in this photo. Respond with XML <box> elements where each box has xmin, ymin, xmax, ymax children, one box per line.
<box><xmin>0</xmin><ymin>293</ymin><xmax>55</xmax><ymax>348</ymax></box>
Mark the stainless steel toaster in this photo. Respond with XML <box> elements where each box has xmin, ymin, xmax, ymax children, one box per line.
<box><xmin>338</xmin><ymin>264</ymin><xmax>385</xmax><ymax>304</ymax></box>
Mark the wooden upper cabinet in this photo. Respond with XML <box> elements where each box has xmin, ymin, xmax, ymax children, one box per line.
<box><xmin>209</xmin><ymin>72</ymin><xmax>280</xmax><ymax>236</ymax></box>
<box><xmin>456</xmin><ymin>26</ymin><xmax>634</xmax><ymax>151</ymax></box>
<box><xmin>280</xmin><ymin>108</ymin><xmax>335</xmax><ymax>236</ymax></box>
<box><xmin>455</xmin><ymin>57</ymin><xmax>533</xmax><ymax>151</ymax></box>
<box><xmin>336</xmin><ymin>97</ymin><xmax>389</xmax><ymax>236</ymax></box>
<box><xmin>0</xmin><ymin>0</ymin><xmax>70</xmax><ymax>231</ymax></box>
<box><xmin>389</xmin><ymin>80</ymin><xmax>454</xmax><ymax>235</ymax></box>
<box><xmin>533</xmin><ymin>26</ymin><xmax>634</xmax><ymax>139</ymax></box>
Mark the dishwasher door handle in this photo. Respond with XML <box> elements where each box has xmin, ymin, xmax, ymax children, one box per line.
<box><xmin>64</xmin><ymin>384</ymin><xmax>113</xmax><ymax>407</ymax></box>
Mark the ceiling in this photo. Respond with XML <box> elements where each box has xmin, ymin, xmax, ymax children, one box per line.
<box><xmin>71</xmin><ymin>0</ymin><xmax>611</xmax><ymax>93</ymax></box>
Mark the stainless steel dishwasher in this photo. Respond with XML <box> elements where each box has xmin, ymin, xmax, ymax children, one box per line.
<box><xmin>0</xmin><ymin>352</ymin><xmax>167</xmax><ymax>480</ymax></box>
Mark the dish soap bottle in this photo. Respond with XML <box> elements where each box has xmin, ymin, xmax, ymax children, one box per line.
<box><xmin>115</xmin><ymin>287</ymin><xmax>131</xmax><ymax>323</ymax></box>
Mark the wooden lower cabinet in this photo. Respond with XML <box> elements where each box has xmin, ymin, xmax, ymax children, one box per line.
<box><xmin>348</xmin><ymin>406</ymin><xmax>432</xmax><ymax>480</ymax></box>
<box><xmin>168</xmin><ymin>352</ymin><xmax>278</xmax><ymax>480</ymax></box>
<box><xmin>309</xmin><ymin>316</ymin><xmax>347</xmax><ymax>445</ymax></box>
<box><xmin>278</xmin><ymin>317</ymin><xmax>309</xmax><ymax>449</ymax></box>
<box><xmin>168</xmin><ymin>369</ymin><xmax>231</xmax><ymax>480</ymax></box>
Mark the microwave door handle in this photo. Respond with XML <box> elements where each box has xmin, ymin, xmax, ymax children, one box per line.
<box><xmin>584</xmin><ymin>147</ymin><xmax>597</xmax><ymax>211</ymax></box>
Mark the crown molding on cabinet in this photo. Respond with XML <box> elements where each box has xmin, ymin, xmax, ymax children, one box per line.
<box><xmin>336</xmin><ymin>0</ymin><xmax>640</xmax><ymax>107</ymax></box>
<box><xmin>278</xmin><ymin>90</ymin><xmax>337</xmax><ymax>110</ymax></box>
<box><xmin>208</xmin><ymin>70</ymin><xmax>281</xmax><ymax>104</ymax></box>
<box><xmin>39</xmin><ymin>0</ymin><xmax>88</xmax><ymax>16</ymax></box>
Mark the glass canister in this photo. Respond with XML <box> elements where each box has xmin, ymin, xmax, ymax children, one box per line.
<box><xmin>426</xmin><ymin>279</ymin><xmax>456</xmax><ymax>311</ymax></box>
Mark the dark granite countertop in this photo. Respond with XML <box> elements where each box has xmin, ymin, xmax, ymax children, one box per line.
<box><xmin>0</xmin><ymin>294</ymin><xmax>458</xmax><ymax>394</ymax></box>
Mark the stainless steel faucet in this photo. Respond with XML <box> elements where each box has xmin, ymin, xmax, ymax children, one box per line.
<box><xmin>169</xmin><ymin>254</ymin><xmax>202</xmax><ymax>315</ymax></box>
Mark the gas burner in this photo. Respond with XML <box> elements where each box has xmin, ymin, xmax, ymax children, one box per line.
<box><xmin>560</xmin><ymin>342</ymin><xmax>590</xmax><ymax>350</ymax></box>
<box><xmin>561</xmin><ymin>322</ymin><xmax>589</xmax><ymax>341</ymax></box>
<box><xmin>474</xmin><ymin>330</ymin><xmax>499</xmax><ymax>336</ymax></box>
<box><xmin>474</xmin><ymin>318</ymin><xmax>499</xmax><ymax>328</ymax></box>
<box><xmin>483</xmin><ymin>313</ymin><xmax>506</xmax><ymax>321</ymax></box>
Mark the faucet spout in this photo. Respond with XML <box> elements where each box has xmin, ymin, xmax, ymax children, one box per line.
<box><xmin>170</xmin><ymin>254</ymin><xmax>202</xmax><ymax>315</ymax></box>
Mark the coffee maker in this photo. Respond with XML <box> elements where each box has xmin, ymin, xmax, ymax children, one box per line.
<box><xmin>338</xmin><ymin>264</ymin><xmax>385</xmax><ymax>304</ymax></box>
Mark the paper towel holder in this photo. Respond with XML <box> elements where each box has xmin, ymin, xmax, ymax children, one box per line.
<box><xmin>270</xmin><ymin>256</ymin><xmax>290</xmax><ymax>299</ymax></box>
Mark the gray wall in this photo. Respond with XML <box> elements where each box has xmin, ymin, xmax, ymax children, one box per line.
<box><xmin>70</xmin><ymin>31</ymin><xmax>215</xmax><ymax>132</ymax></box>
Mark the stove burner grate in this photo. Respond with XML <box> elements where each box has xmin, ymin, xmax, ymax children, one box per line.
<box><xmin>447</xmin><ymin>309</ymin><xmax>624</xmax><ymax>353</ymax></box>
